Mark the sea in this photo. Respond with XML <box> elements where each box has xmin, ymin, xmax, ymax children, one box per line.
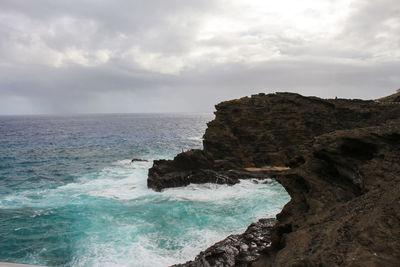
<box><xmin>0</xmin><ymin>113</ymin><xmax>290</xmax><ymax>267</ymax></box>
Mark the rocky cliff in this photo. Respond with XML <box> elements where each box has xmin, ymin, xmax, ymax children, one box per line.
<box><xmin>147</xmin><ymin>92</ymin><xmax>400</xmax><ymax>266</ymax></box>
<box><xmin>255</xmin><ymin>122</ymin><xmax>400</xmax><ymax>266</ymax></box>
<box><xmin>203</xmin><ymin>93</ymin><xmax>399</xmax><ymax>169</ymax></box>
<box><xmin>378</xmin><ymin>91</ymin><xmax>400</xmax><ymax>102</ymax></box>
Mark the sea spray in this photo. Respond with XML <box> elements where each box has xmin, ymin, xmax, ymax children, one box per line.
<box><xmin>0</xmin><ymin>114</ymin><xmax>289</xmax><ymax>266</ymax></box>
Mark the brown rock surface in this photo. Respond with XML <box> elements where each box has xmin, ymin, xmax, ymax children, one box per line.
<box><xmin>147</xmin><ymin>149</ymin><xmax>284</xmax><ymax>191</ymax></box>
<box><xmin>148</xmin><ymin>93</ymin><xmax>400</xmax><ymax>191</ymax></box>
<box><xmin>203</xmin><ymin>93</ymin><xmax>399</xmax><ymax>168</ymax></box>
<box><xmin>146</xmin><ymin>92</ymin><xmax>400</xmax><ymax>266</ymax></box>
<box><xmin>256</xmin><ymin>122</ymin><xmax>400</xmax><ymax>266</ymax></box>
<box><xmin>173</xmin><ymin>219</ymin><xmax>276</xmax><ymax>267</ymax></box>
<box><xmin>377</xmin><ymin>91</ymin><xmax>400</xmax><ymax>102</ymax></box>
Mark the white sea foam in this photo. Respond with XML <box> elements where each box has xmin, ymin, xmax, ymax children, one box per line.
<box><xmin>72</xmin><ymin>227</ymin><xmax>229</xmax><ymax>267</ymax></box>
<box><xmin>162</xmin><ymin>179</ymin><xmax>275</xmax><ymax>203</ymax></box>
<box><xmin>1</xmin><ymin>159</ymin><xmax>285</xmax><ymax>209</ymax></box>
<box><xmin>0</xmin><ymin>161</ymin><xmax>144</xmax><ymax>208</ymax></box>
<box><xmin>187</xmin><ymin>136</ymin><xmax>203</xmax><ymax>141</ymax></box>
<box><xmin>1</xmin><ymin>159</ymin><xmax>289</xmax><ymax>267</ymax></box>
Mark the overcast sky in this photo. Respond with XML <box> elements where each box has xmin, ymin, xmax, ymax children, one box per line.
<box><xmin>0</xmin><ymin>0</ymin><xmax>399</xmax><ymax>114</ymax></box>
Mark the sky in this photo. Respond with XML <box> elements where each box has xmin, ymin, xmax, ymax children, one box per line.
<box><xmin>0</xmin><ymin>0</ymin><xmax>399</xmax><ymax>114</ymax></box>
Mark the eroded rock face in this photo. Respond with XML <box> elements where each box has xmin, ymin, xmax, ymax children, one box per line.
<box><xmin>148</xmin><ymin>93</ymin><xmax>400</xmax><ymax>191</ymax></box>
<box><xmin>147</xmin><ymin>149</ymin><xmax>284</xmax><ymax>191</ymax></box>
<box><xmin>146</xmin><ymin>92</ymin><xmax>400</xmax><ymax>266</ymax></box>
<box><xmin>173</xmin><ymin>219</ymin><xmax>276</xmax><ymax>267</ymax></box>
<box><xmin>378</xmin><ymin>91</ymin><xmax>400</xmax><ymax>102</ymax></box>
<box><xmin>147</xmin><ymin>149</ymin><xmax>239</xmax><ymax>191</ymax></box>
<box><xmin>203</xmin><ymin>93</ymin><xmax>400</xmax><ymax>168</ymax></box>
<box><xmin>256</xmin><ymin>122</ymin><xmax>400</xmax><ymax>266</ymax></box>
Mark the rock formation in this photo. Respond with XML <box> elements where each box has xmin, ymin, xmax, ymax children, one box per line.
<box><xmin>148</xmin><ymin>149</ymin><xmax>286</xmax><ymax>191</ymax></box>
<box><xmin>148</xmin><ymin>93</ymin><xmax>400</xmax><ymax>190</ymax></box>
<box><xmin>255</xmin><ymin>122</ymin><xmax>400</xmax><ymax>266</ymax></box>
<box><xmin>172</xmin><ymin>219</ymin><xmax>276</xmax><ymax>267</ymax></box>
<box><xmin>378</xmin><ymin>91</ymin><xmax>400</xmax><ymax>103</ymax></box>
<box><xmin>147</xmin><ymin>92</ymin><xmax>400</xmax><ymax>266</ymax></box>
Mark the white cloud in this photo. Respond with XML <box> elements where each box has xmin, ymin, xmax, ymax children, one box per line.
<box><xmin>127</xmin><ymin>46</ymin><xmax>187</xmax><ymax>75</ymax></box>
<box><xmin>95</xmin><ymin>49</ymin><xmax>111</xmax><ymax>64</ymax></box>
<box><xmin>0</xmin><ymin>0</ymin><xmax>399</xmax><ymax>114</ymax></box>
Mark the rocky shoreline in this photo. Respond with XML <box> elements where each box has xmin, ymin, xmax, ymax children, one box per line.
<box><xmin>147</xmin><ymin>92</ymin><xmax>400</xmax><ymax>266</ymax></box>
<box><xmin>172</xmin><ymin>219</ymin><xmax>276</xmax><ymax>267</ymax></box>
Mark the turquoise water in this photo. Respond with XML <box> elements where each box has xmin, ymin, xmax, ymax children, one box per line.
<box><xmin>0</xmin><ymin>114</ymin><xmax>290</xmax><ymax>266</ymax></box>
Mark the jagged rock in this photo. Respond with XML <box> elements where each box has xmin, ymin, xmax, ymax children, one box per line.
<box><xmin>147</xmin><ymin>168</ymin><xmax>240</xmax><ymax>192</ymax></box>
<box><xmin>131</xmin><ymin>158</ymin><xmax>148</xmax><ymax>162</ymax></box>
<box><xmin>172</xmin><ymin>219</ymin><xmax>276</xmax><ymax>267</ymax></box>
<box><xmin>255</xmin><ymin>122</ymin><xmax>400</xmax><ymax>266</ymax></box>
<box><xmin>203</xmin><ymin>93</ymin><xmax>400</xmax><ymax>168</ymax></box>
<box><xmin>377</xmin><ymin>91</ymin><xmax>400</xmax><ymax>102</ymax></box>
<box><xmin>146</xmin><ymin>92</ymin><xmax>400</xmax><ymax>266</ymax></box>
<box><xmin>148</xmin><ymin>149</ymin><xmax>282</xmax><ymax>191</ymax></box>
<box><xmin>147</xmin><ymin>167</ymin><xmax>280</xmax><ymax>192</ymax></box>
<box><xmin>147</xmin><ymin>149</ymin><xmax>217</xmax><ymax>191</ymax></box>
<box><xmin>148</xmin><ymin>93</ymin><xmax>400</xmax><ymax>191</ymax></box>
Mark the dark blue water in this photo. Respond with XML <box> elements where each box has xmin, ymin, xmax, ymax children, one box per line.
<box><xmin>0</xmin><ymin>114</ymin><xmax>289</xmax><ymax>267</ymax></box>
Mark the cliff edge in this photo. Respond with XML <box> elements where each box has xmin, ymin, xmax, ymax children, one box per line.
<box><xmin>147</xmin><ymin>92</ymin><xmax>400</xmax><ymax>266</ymax></box>
<box><xmin>256</xmin><ymin>122</ymin><xmax>400</xmax><ymax>266</ymax></box>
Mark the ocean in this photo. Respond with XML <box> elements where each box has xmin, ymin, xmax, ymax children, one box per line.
<box><xmin>0</xmin><ymin>113</ymin><xmax>289</xmax><ymax>267</ymax></box>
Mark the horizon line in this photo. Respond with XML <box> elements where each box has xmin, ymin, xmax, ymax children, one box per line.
<box><xmin>0</xmin><ymin>111</ymin><xmax>214</xmax><ymax>117</ymax></box>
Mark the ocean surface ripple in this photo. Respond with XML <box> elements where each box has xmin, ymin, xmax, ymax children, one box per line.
<box><xmin>0</xmin><ymin>113</ymin><xmax>289</xmax><ymax>267</ymax></box>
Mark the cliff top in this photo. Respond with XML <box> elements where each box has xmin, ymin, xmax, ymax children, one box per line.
<box><xmin>216</xmin><ymin>91</ymin><xmax>400</xmax><ymax>109</ymax></box>
<box><xmin>377</xmin><ymin>91</ymin><xmax>400</xmax><ymax>102</ymax></box>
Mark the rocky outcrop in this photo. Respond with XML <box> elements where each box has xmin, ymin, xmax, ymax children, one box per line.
<box><xmin>131</xmin><ymin>158</ymin><xmax>148</xmax><ymax>162</ymax></box>
<box><xmin>203</xmin><ymin>93</ymin><xmax>400</xmax><ymax>169</ymax></box>
<box><xmin>148</xmin><ymin>93</ymin><xmax>400</xmax><ymax>191</ymax></box>
<box><xmin>173</xmin><ymin>219</ymin><xmax>276</xmax><ymax>267</ymax></box>
<box><xmin>146</xmin><ymin>92</ymin><xmax>400</xmax><ymax>266</ymax></box>
<box><xmin>254</xmin><ymin>122</ymin><xmax>400</xmax><ymax>266</ymax></box>
<box><xmin>378</xmin><ymin>91</ymin><xmax>400</xmax><ymax>102</ymax></box>
<box><xmin>148</xmin><ymin>149</ymin><xmax>287</xmax><ymax>191</ymax></box>
<box><xmin>147</xmin><ymin>149</ymin><xmax>237</xmax><ymax>191</ymax></box>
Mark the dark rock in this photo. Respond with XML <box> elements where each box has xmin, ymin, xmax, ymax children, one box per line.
<box><xmin>147</xmin><ymin>168</ymin><xmax>240</xmax><ymax>192</ymax></box>
<box><xmin>148</xmin><ymin>168</ymin><xmax>279</xmax><ymax>192</ymax></box>
<box><xmin>148</xmin><ymin>92</ymin><xmax>400</xmax><ymax>191</ymax></box>
<box><xmin>172</xmin><ymin>218</ymin><xmax>276</xmax><ymax>267</ymax></box>
<box><xmin>148</xmin><ymin>148</ymin><xmax>282</xmax><ymax>191</ymax></box>
<box><xmin>255</xmin><ymin>122</ymin><xmax>400</xmax><ymax>266</ymax></box>
<box><xmin>146</xmin><ymin>92</ymin><xmax>400</xmax><ymax>266</ymax></box>
<box><xmin>131</xmin><ymin>158</ymin><xmax>148</xmax><ymax>162</ymax></box>
<box><xmin>377</xmin><ymin>91</ymin><xmax>400</xmax><ymax>102</ymax></box>
<box><xmin>203</xmin><ymin>93</ymin><xmax>400</xmax><ymax>168</ymax></box>
<box><xmin>149</xmin><ymin>149</ymin><xmax>213</xmax><ymax>177</ymax></box>
<box><xmin>147</xmin><ymin>149</ymin><xmax>232</xmax><ymax>191</ymax></box>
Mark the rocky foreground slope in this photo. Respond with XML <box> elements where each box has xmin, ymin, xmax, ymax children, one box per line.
<box><xmin>148</xmin><ymin>92</ymin><xmax>400</xmax><ymax>266</ymax></box>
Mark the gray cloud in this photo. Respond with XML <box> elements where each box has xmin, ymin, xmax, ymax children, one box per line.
<box><xmin>0</xmin><ymin>0</ymin><xmax>399</xmax><ymax>114</ymax></box>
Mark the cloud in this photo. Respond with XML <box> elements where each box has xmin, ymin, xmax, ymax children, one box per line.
<box><xmin>0</xmin><ymin>0</ymin><xmax>399</xmax><ymax>114</ymax></box>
